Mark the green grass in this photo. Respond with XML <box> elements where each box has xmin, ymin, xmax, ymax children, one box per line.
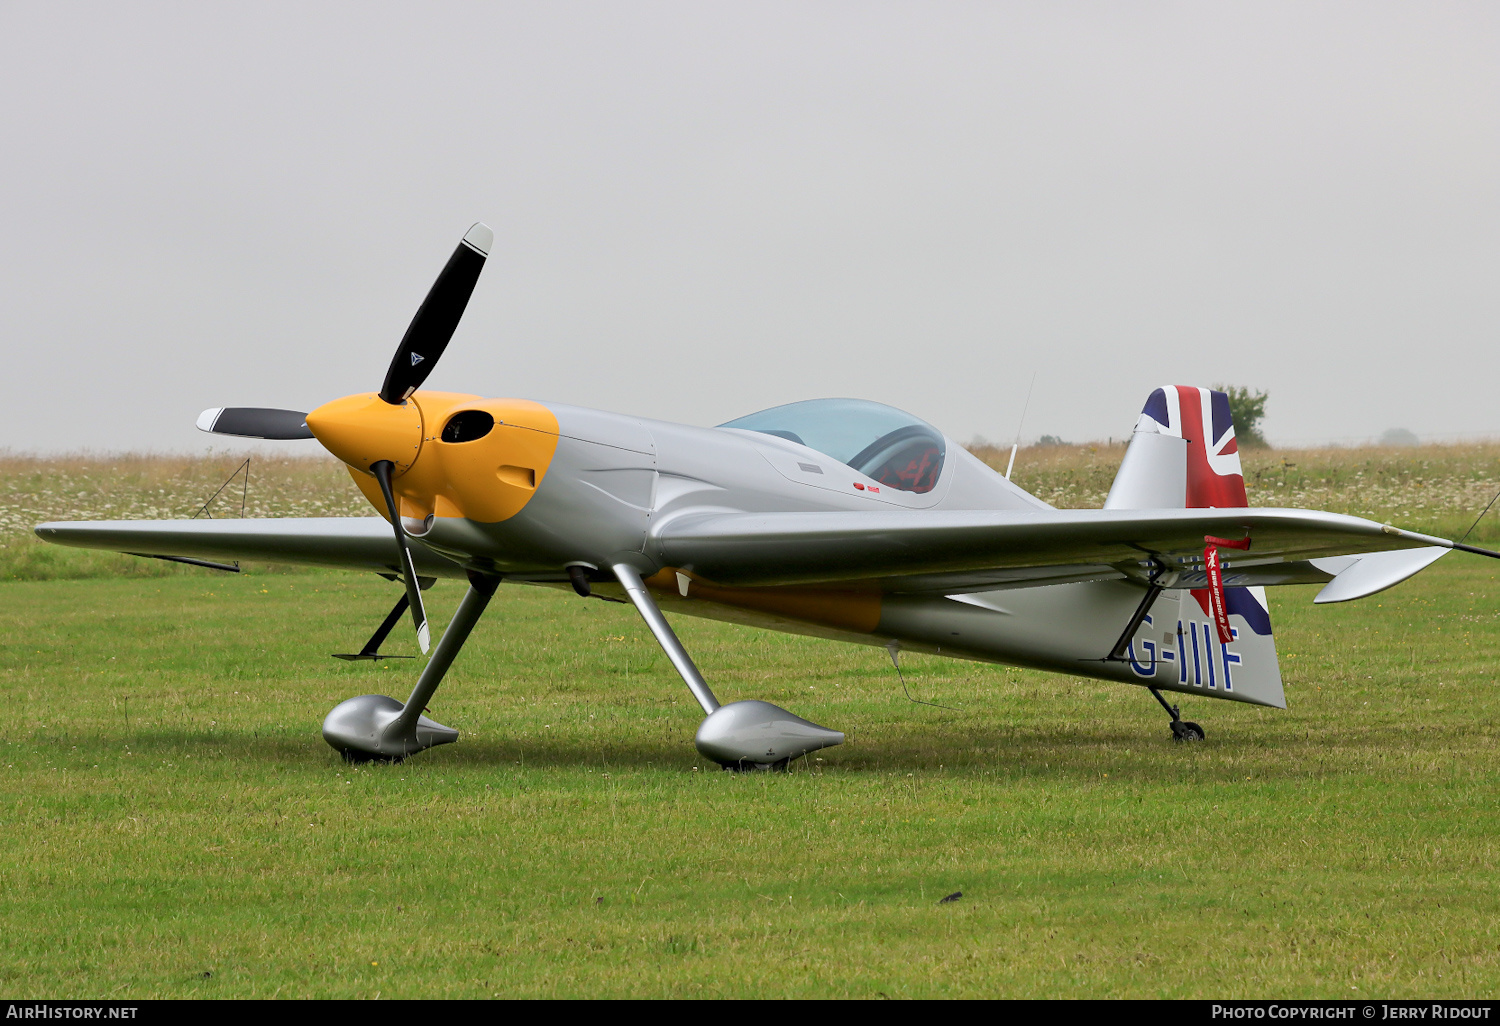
<box><xmin>1</xmin><ymin>559</ymin><xmax>1497</xmax><ymax>998</ymax></box>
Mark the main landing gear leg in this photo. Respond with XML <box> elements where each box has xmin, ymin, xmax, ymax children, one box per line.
<box><xmin>322</xmin><ymin>570</ymin><xmax>501</xmax><ymax>761</ymax></box>
<box><xmin>610</xmin><ymin>563</ymin><xmax>844</xmax><ymax>770</ymax></box>
<box><xmin>1149</xmin><ymin>686</ymin><xmax>1205</xmax><ymax>742</ymax></box>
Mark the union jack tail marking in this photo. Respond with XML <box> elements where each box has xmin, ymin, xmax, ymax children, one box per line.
<box><xmin>1137</xmin><ymin>385</ymin><xmax>1247</xmax><ymax>509</ymax></box>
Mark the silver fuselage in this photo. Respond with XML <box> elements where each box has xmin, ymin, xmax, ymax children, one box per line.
<box><xmin>407</xmin><ymin>402</ymin><xmax>1266</xmax><ymax>704</ymax></box>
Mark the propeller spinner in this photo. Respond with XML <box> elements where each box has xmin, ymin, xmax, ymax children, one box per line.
<box><xmin>195</xmin><ymin>222</ymin><xmax>496</xmax><ymax>655</ymax></box>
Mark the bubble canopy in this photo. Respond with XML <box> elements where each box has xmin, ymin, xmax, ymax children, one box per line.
<box><xmin>719</xmin><ymin>398</ymin><xmax>946</xmax><ymax>494</ymax></box>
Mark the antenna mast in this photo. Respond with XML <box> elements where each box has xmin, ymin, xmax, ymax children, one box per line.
<box><xmin>1005</xmin><ymin>372</ymin><xmax>1037</xmax><ymax>480</ymax></box>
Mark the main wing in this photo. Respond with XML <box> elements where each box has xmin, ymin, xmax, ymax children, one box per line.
<box><xmin>652</xmin><ymin>506</ymin><xmax>1453</xmax><ymax>593</ymax></box>
<box><xmin>34</xmin><ymin>518</ymin><xmax>467</xmax><ymax>579</ymax></box>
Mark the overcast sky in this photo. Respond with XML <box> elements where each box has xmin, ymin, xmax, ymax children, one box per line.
<box><xmin>3</xmin><ymin>2</ymin><xmax>1497</xmax><ymax>454</ymax></box>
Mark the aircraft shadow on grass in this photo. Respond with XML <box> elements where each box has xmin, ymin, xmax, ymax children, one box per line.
<box><xmin>61</xmin><ymin>718</ymin><xmax>1456</xmax><ymax>783</ymax></box>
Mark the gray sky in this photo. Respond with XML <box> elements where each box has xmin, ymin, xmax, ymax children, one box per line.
<box><xmin>3</xmin><ymin>2</ymin><xmax>1497</xmax><ymax>454</ymax></box>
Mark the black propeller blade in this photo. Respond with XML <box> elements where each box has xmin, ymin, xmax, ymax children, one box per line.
<box><xmin>378</xmin><ymin>223</ymin><xmax>493</xmax><ymax>405</ymax></box>
<box><xmin>371</xmin><ymin>460</ymin><xmax>431</xmax><ymax>655</ymax></box>
<box><xmin>196</xmin><ymin>407</ymin><xmax>313</xmax><ymax>440</ymax></box>
<box><xmin>194</xmin><ymin>223</ymin><xmax>492</xmax><ymax>657</ymax></box>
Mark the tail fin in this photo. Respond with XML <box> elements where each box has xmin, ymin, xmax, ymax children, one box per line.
<box><xmin>1106</xmin><ymin>385</ymin><xmax>1246</xmax><ymax>510</ymax></box>
<box><xmin>1111</xmin><ymin>386</ymin><xmax>1285</xmax><ymax>709</ymax></box>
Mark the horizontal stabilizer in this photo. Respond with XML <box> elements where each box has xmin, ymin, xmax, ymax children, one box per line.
<box><xmin>1312</xmin><ymin>547</ymin><xmax>1449</xmax><ymax>604</ymax></box>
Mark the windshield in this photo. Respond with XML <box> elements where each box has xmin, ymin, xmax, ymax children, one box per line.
<box><xmin>719</xmin><ymin>398</ymin><xmax>945</xmax><ymax>493</ymax></box>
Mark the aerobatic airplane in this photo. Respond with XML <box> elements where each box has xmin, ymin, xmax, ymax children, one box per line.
<box><xmin>34</xmin><ymin>223</ymin><xmax>1500</xmax><ymax>767</ymax></box>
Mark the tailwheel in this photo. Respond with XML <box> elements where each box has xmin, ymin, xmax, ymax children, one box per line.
<box><xmin>1150</xmin><ymin>687</ymin><xmax>1205</xmax><ymax>743</ymax></box>
<box><xmin>1170</xmin><ymin>720</ymin><xmax>1205</xmax><ymax>743</ymax></box>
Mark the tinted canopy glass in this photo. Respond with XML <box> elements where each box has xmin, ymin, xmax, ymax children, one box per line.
<box><xmin>719</xmin><ymin>398</ymin><xmax>945</xmax><ymax>493</ymax></box>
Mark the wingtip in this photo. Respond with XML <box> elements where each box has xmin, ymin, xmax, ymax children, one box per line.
<box><xmin>462</xmin><ymin>222</ymin><xmax>494</xmax><ymax>256</ymax></box>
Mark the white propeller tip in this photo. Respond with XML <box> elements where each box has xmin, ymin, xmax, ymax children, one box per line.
<box><xmin>462</xmin><ymin>223</ymin><xmax>493</xmax><ymax>256</ymax></box>
<box><xmin>195</xmin><ymin>408</ymin><xmax>223</xmax><ymax>433</ymax></box>
<box><xmin>417</xmin><ymin>622</ymin><xmax>431</xmax><ymax>655</ymax></box>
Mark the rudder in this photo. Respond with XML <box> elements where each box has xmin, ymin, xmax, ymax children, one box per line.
<box><xmin>1111</xmin><ymin>385</ymin><xmax>1284</xmax><ymax>708</ymax></box>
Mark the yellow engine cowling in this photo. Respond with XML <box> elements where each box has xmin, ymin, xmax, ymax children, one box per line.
<box><xmin>310</xmin><ymin>390</ymin><xmax>560</xmax><ymax>527</ymax></box>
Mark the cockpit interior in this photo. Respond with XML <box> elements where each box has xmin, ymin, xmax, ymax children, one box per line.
<box><xmin>719</xmin><ymin>398</ymin><xmax>946</xmax><ymax>493</ymax></box>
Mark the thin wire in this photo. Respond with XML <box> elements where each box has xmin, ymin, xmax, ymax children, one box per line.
<box><xmin>192</xmin><ymin>458</ymin><xmax>250</xmax><ymax>520</ymax></box>
<box><xmin>1458</xmin><ymin>484</ymin><xmax>1500</xmax><ymax>544</ymax></box>
<box><xmin>189</xmin><ymin>458</ymin><xmax>249</xmax><ymax>571</ymax></box>
<box><xmin>888</xmin><ymin>644</ymin><xmax>960</xmax><ymax>711</ymax></box>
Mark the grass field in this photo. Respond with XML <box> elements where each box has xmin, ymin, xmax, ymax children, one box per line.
<box><xmin>2</xmin><ymin>558</ymin><xmax>1498</xmax><ymax>997</ymax></box>
<box><xmin>1</xmin><ymin>447</ymin><xmax>1498</xmax><ymax>997</ymax></box>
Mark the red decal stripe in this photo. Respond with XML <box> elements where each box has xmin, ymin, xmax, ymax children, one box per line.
<box><xmin>1204</xmin><ymin>545</ymin><xmax>1234</xmax><ymax>644</ymax></box>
